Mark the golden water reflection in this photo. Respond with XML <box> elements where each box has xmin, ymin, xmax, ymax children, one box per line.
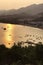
<box><xmin>3</xmin><ymin>24</ymin><xmax>15</xmax><ymax>48</ymax></box>
<box><xmin>0</xmin><ymin>23</ymin><xmax>43</xmax><ymax>48</ymax></box>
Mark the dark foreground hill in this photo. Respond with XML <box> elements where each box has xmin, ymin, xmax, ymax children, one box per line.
<box><xmin>0</xmin><ymin>41</ymin><xmax>43</xmax><ymax>65</ymax></box>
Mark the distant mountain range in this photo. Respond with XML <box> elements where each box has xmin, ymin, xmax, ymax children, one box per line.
<box><xmin>0</xmin><ymin>4</ymin><xmax>43</xmax><ymax>16</ymax></box>
<box><xmin>0</xmin><ymin>4</ymin><xmax>43</xmax><ymax>29</ymax></box>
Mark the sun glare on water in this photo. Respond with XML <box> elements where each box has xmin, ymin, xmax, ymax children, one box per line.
<box><xmin>4</xmin><ymin>24</ymin><xmax>14</xmax><ymax>48</ymax></box>
<box><xmin>0</xmin><ymin>23</ymin><xmax>43</xmax><ymax>48</ymax></box>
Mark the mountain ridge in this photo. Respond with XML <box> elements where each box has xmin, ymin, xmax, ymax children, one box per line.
<box><xmin>0</xmin><ymin>4</ymin><xmax>43</xmax><ymax>15</ymax></box>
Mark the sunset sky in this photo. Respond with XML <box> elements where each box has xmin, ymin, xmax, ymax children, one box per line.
<box><xmin>0</xmin><ymin>0</ymin><xmax>43</xmax><ymax>10</ymax></box>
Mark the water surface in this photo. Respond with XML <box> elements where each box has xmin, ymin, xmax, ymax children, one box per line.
<box><xmin>0</xmin><ymin>23</ymin><xmax>43</xmax><ymax>48</ymax></box>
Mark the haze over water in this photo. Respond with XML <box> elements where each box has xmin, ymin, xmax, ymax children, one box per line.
<box><xmin>0</xmin><ymin>23</ymin><xmax>43</xmax><ymax>48</ymax></box>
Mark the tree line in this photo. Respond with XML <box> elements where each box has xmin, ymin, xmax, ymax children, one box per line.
<box><xmin>0</xmin><ymin>42</ymin><xmax>43</xmax><ymax>65</ymax></box>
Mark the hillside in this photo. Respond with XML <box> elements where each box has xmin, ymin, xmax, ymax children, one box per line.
<box><xmin>0</xmin><ymin>4</ymin><xmax>43</xmax><ymax>29</ymax></box>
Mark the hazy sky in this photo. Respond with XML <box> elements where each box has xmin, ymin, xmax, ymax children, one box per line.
<box><xmin>0</xmin><ymin>0</ymin><xmax>43</xmax><ymax>10</ymax></box>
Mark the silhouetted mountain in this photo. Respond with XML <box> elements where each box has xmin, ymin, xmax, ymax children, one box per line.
<box><xmin>32</xmin><ymin>12</ymin><xmax>43</xmax><ymax>21</ymax></box>
<box><xmin>16</xmin><ymin>4</ymin><xmax>43</xmax><ymax>15</ymax></box>
<box><xmin>0</xmin><ymin>4</ymin><xmax>43</xmax><ymax>16</ymax></box>
<box><xmin>0</xmin><ymin>4</ymin><xmax>43</xmax><ymax>29</ymax></box>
